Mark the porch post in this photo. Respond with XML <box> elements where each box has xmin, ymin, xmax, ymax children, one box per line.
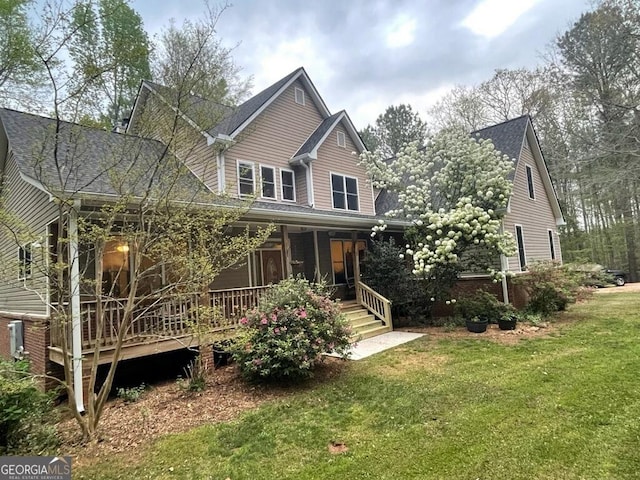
<box><xmin>68</xmin><ymin>203</ymin><xmax>85</xmax><ymax>413</ymax></box>
<box><xmin>500</xmin><ymin>253</ymin><xmax>510</xmax><ymax>304</ymax></box>
<box><xmin>351</xmin><ymin>231</ymin><xmax>362</xmax><ymax>303</ymax></box>
<box><xmin>313</xmin><ymin>230</ymin><xmax>321</xmax><ymax>283</ymax></box>
<box><xmin>281</xmin><ymin>225</ymin><xmax>293</xmax><ymax>278</ymax></box>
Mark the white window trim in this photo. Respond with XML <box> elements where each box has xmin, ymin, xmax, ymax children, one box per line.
<box><xmin>515</xmin><ymin>224</ymin><xmax>527</xmax><ymax>272</ymax></box>
<box><xmin>330</xmin><ymin>172</ymin><xmax>360</xmax><ymax>212</ymax></box>
<box><xmin>337</xmin><ymin>131</ymin><xmax>346</xmax><ymax>148</ymax></box>
<box><xmin>237</xmin><ymin>160</ymin><xmax>255</xmax><ymax>197</ymax></box>
<box><xmin>259</xmin><ymin>164</ymin><xmax>277</xmax><ymax>200</ymax></box>
<box><xmin>18</xmin><ymin>244</ymin><xmax>32</xmax><ymax>281</ymax></box>
<box><xmin>525</xmin><ymin>164</ymin><xmax>536</xmax><ymax>200</ymax></box>
<box><xmin>280</xmin><ymin>168</ymin><xmax>296</xmax><ymax>202</ymax></box>
<box><xmin>294</xmin><ymin>87</ymin><xmax>305</xmax><ymax>105</ymax></box>
<box><xmin>548</xmin><ymin>229</ymin><xmax>556</xmax><ymax>260</ymax></box>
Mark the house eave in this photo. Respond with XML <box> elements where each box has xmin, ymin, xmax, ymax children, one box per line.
<box><xmin>207</xmin><ymin>134</ymin><xmax>235</xmax><ymax>147</ymax></box>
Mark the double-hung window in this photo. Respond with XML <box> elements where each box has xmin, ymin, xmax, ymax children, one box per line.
<box><xmin>281</xmin><ymin>169</ymin><xmax>295</xmax><ymax>201</ymax></box>
<box><xmin>18</xmin><ymin>244</ymin><xmax>32</xmax><ymax>280</ymax></box>
<box><xmin>526</xmin><ymin>165</ymin><xmax>535</xmax><ymax>199</ymax></box>
<box><xmin>331</xmin><ymin>173</ymin><xmax>359</xmax><ymax>211</ymax></box>
<box><xmin>260</xmin><ymin>165</ymin><xmax>276</xmax><ymax>199</ymax></box>
<box><xmin>515</xmin><ymin>225</ymin><xmax>526</xmax><ymax>271</ymax></box>
<box><xmin>237</xmin><ymin>161</ymin><xmax>254</xmax><ymax>196</ymax></box>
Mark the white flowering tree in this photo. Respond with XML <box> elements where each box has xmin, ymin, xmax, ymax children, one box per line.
<box><xmin>361</xmin><ymin>129</ymin><xmax>516</xmax><ymax>314</ymax></box>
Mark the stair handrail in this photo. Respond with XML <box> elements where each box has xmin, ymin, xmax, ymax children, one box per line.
<box><xmin>356</xmin><ymin>281</ymin><xmax>392</xmax><ymax>328</ymax></box>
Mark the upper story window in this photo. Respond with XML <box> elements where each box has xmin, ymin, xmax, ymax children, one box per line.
<box><xmin>331</xmin><ymin>173</ymin><xmax>359</xmax><ymax>211</ymax></box>
<box><xmin>294</xmin><ymin>87</ymin><xmax>305</xmax><ymax>105</ymax></box>
<box><xmin>337</xmin><ymin>131</ymin><xmax>346</xmax><ymax>148</ymax></box>
<box><xmin>515</xmin><ymin>225</ymin><xmax>526</xmax><ymax>271</ymax></box>
<box><xmin>281</xmin><ymin>169</ymin><xmax>296</xmax><ymax>202</ymax></box>
<box><xmin>18</xmin><ymin>244</ymin><xmax>32</xmax><ymax>280</ymax></box>
<box><xmin>260</xmin><ymin>165</ymin><xmax>276</xmax><ymax>199</ymax></box>
<box><xmin>237</xmin><ymin>161</ymin><xmax>254</xmax><ymax>196</ymax></box>
<box><xmin>526</xmin><ymin>165</ymin><xmax>535</xmax><ymax>199</ymax></box>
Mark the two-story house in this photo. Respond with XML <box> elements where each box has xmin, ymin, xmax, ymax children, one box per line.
<box><xmin>0</xmin><ymin>67</ymin><xmax>563</xmax><ymax>401</ymax></box>
<box><xmin>0</xmin><ymin>68</ymin><xmax>399</xmax><ymax>401</ymax></box>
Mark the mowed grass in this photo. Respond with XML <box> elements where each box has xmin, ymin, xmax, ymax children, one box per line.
<box><xmin>78</xmin><ymin>291</ymin><xmax>640</xmax><ymax>479</ymax></box>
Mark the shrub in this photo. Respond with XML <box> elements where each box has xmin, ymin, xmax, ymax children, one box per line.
<box><xmin>361</xmin><ymin>237</ymin><xmax>424</xmax><ymax>321</ymax></box>
<box><xmin>514</xmin><ymin>261</ymin><xmax>584</xmax><ymax>316</ymax></box>
<box><xmin>0</xmin><ymin>359</ymin><xmax>58</xmax><ymax>455</ymax></box>
<box><xmin>177</xmin><ymin>356</ymin><xmax>208</xmax><ymax>392</ymax></box>
<box><xmin>454</xmin><ymin>290</ymin><xmax>510</xmax><ymax>322</ymax></box>
<box><xmin>232</xmin><ymin>277</ymin><xmax>351</xmax><ymax>382</ymax></box>
<box><xmin>116</xmin><ymin>384</ymin><xmax>146</xmax><ymax>403</ymax></box>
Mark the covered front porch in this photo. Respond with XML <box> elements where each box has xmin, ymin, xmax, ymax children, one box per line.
<box><xmin>48</xmin><ymin>224</ymin><xmax>393</xmax><ymax>368</ymax></box>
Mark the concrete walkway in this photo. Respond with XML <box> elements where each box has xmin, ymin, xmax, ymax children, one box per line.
<box><xmin>328</xmin><ymin>331</ymin><xmax>425</xmax><ymax>360</ymax></box>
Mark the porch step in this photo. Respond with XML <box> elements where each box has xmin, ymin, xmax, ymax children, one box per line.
<box><xmin>355</xmin><ymin>324</ymin><xmax>392</xmax><ymax>341</ymax></box>
<box><xmin>340</xmin><ymin>300</ymin><xmax>392</xmax><ymax>342</ymax></box>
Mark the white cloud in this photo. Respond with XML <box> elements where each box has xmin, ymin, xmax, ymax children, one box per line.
<box><xmin>461</xmin><ymin>0</ymin><xmax>541</xmax><ymax>39</ymax></box>
<box><xmin>385</xmin><ymin>14</ymin><xmax>418</xmax><ymax>48</ymax></box>
<box><xmin>247</xmin><ymin>35</ymin><xmax>333</xmax><ymax>105</ymax></box>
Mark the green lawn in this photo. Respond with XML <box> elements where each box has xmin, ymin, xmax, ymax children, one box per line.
<box><xmin>77</xmin><ymin>291</ymin><xmax>640</xmax><ymax>479</ymax></box>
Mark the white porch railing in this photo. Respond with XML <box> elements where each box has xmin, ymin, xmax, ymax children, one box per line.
<box><xmin>356</xmin><ymin>281</ymin><xmax>393</xmax><ymax>328</ymax></box>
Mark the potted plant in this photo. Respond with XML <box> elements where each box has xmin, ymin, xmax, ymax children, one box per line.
<box><xmin>497</xmin><ymin>309</ymin><xmax>518</xmax><ymax>331</ymax></box>
<box><xmin>465</xmin><ymin>315</ymin><xmax>489</xmax><ymax>333</ymax></box>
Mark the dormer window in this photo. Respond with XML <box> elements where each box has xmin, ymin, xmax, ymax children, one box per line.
<box><xmin>294</xmin><ymin>87</ymin><xmax>305</xmax><ymax>105</ymax></box>
<box><xmin>337</xmin><ymin>131</ymin><xmax>346</xmax><ymax>148</ymax></box>
<box><xmin>237</xmin><ymin>161</ymin><xmax>255</xmax><ymax>196</ymax></box>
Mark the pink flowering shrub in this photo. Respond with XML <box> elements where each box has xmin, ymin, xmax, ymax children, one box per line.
<box><xmin>232</xmin><ymin>277</ymin><xmax>351</xmax><ymax>381</ymax></box>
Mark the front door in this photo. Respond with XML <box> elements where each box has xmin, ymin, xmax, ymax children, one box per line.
<box><xmin>261</xmin><ymin>250</ymin><xmax>283</xmax><ymax>285</ymax></box>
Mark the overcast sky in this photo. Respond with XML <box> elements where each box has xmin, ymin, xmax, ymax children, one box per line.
<box><xmin>133</xmin><ymin>0</ymin><xmax>590</xmax><ymax>129</ymax></box>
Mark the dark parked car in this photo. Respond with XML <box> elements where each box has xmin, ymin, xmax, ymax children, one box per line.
<box><xmin>604</xmin><ymin>269</ymin><xmax>626</xmax><ymax>286</ymax></box>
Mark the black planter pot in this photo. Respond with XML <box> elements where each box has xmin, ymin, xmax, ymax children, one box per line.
<box><xmin>498</xmin><ymin>317</ymin><xmax>517</xmax><ymax>331</ymax></box>
<box><xmin>465</xmin><ymin>318</ymin><xmax>489</xmax><ymax>333</ymax></box>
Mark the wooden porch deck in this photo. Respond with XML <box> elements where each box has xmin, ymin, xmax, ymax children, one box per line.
<box><xmin>48</xmin><ymin>283</ymin><xmax>392</xmax><ymax>365</ymax></box>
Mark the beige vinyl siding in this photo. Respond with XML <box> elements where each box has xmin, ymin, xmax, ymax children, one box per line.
<box><xmin>0</xmin><ymin>155</ymin><xmax>58</xmax><ymax>315</ymax></box>
<box><xmin>293</xmin><ymin>166</ymin><xmax>308</xmax><ymax>205</ymax></box>
<box><xmin>312</xmin><ymin>124</ymin><xmax>375</xmax><ymax>215</ymax></box>
<box><xmin>224</xmin><ymin>80</ymin><xmax>324</xmax><ymax>201</ymax></box>
<box><xmin>177</xmin><ymin>135</ymin><xmax>217</xmax><ymax>192</ymax></box>
<box><xmin>503</xmin><ymin>140</ymin><xmax>562</xmax><ymax>271</ymax></box>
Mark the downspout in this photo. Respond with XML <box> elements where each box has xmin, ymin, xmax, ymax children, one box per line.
<box><xmin>68</xmin><ymin>201</ymin><xmax>85</xmax><ymax>413</ymax></box>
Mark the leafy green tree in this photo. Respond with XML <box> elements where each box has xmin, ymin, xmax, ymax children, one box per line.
<box><xmin>555</xmin><ymin>0</ymin><xmax>640</xmax><ymax>279</ymax></box>
<box><xmin>69</xmin><ymin>0</ymin><xmax>151</xmax><ymax>127</ymax></box>
<box><xmin>359</xmin><ymin>104</ymin><xmax>428</xmax><ymax>157</ymax></box>
<box><xmin>153</xmin><ymin>3</ymin><xmax>250</xmax><ymax>109</ymax></box>
<box><xmin>0</xmin><ymin>0</ymin><xmax>41</xmax><ymax>107</ymax></box>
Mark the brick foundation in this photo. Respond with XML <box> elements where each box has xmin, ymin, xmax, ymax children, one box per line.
<box><xmin>0</xmin><ymin>313</ymin><xmax>64</xmax><ymax>390</ymax></box>
<box><xmin>432</xmin><ymin>277</ymin><xmax>529</xmax><ymax>318</ymax></box>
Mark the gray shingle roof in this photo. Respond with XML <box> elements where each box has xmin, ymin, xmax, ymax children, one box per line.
<box><xmin>0</xmin><ymin>108</ymin><xmax>206</xmax><ymax>199</ymax></box>
<box><xmin>293</xmin><ymin>111</ymin><xmax>343</xmax><ymax>159</ymax></box>
<box><xmin>472</xmin><ymin>115</ymin><xmax>529</xmax><ymax>181</ymax></box>
<box><xmin>208</xmin><ymin>67</ymin><xmax>304</xmax><ymax>138</ymax></box>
